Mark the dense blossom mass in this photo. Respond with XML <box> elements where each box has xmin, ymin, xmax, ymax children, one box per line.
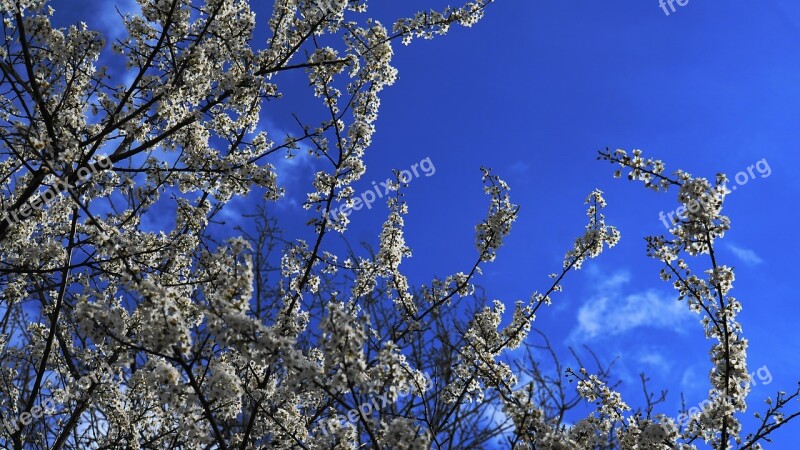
<box><xmin>0</xmin><ymin>0</ymin><xmax>797</xmax><ymax>449</ymax></box>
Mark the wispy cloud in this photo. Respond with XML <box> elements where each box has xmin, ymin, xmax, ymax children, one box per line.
<box><xmin>637</xmin><ymin>351</ymin><xmax>672</xmax><ymax>374</ymax></box>
<box><xmin>727</xmin><ymin>243</ymin><xmax>764</xmax><ymax>265</ymax></box>
<box><xmin>680</xmin><ymin>365</ymin><xmax>706</xmax><ymax>395</ymax></box>
<box><xmin>509</xmin><ymin>161</ymin><xmax>529</xmax><ymax>173</ymax></box>
<box><xmin>97</xmin><ymin>0</ymin><xmax>139</xmax><ymax>40</ymax></box>
<box><xmin>571</xmin><ymin>270</ymin><xmax>692</xmax><ymax>341</ymax></box>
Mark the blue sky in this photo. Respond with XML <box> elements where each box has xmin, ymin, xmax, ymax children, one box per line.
<box><xmin>383</xmin><ymin>1</ymin><xmax>800</xmax><ymax>445</ymax></box>
<box><xmin>381</xmin><ymin>1</ymin><xmax>800</xmax><ymax>446</ymax></box>
<box><xmin>50</xmin><ymin>0</ymin><xmax>800</xmax><ymax>446</ymax></box>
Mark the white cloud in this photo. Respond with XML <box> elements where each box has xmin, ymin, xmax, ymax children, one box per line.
<box><xmin>571</xmin><ymin>270</ymin><xmax>693</xmax><ymax>341</ymax></box>
<box><xmin>509</xmin><ymin>161</ymin><xmax>529</xmax><ymax>173</ymax></box>
<box><xmin>98</xmin><ymin>0</ymin><xmax>138</xmax><ymax>38</ymax></box>
<box><xmin>727</xmin><ymin>243</ymin><xmax>764</xmax><ymax>265</ymax></box>
<box><xmin>680</xmin><ymin>366</ymin><xmax>706</xmax><ymax>394</ymax></box>
<box><xmin>637</xmin><ymin>351</ymin><xmax>672</xmax><ymax>374</ymax></box>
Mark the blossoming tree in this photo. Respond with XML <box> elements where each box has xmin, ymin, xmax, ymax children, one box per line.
<box><xmin>0</xmin><ymin>0</ymin><xmax>797</xmax><ymax>448</ymax></box>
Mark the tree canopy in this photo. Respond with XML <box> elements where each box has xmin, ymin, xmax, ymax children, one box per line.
<box><xmin>0</xmin><ymin>1</ymin><xmax>797</xmax><ymax>449</ymax></box>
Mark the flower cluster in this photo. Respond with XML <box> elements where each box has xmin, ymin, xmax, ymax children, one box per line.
<box><xmin>563</xmin><ymin>189</ymin><xmax>620</xmax><ymax>269</ymax></box>
<box><xmin>601</xmin><ymin>148</ymin><xmax>763</xmax><ymax>448</ymax></box>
